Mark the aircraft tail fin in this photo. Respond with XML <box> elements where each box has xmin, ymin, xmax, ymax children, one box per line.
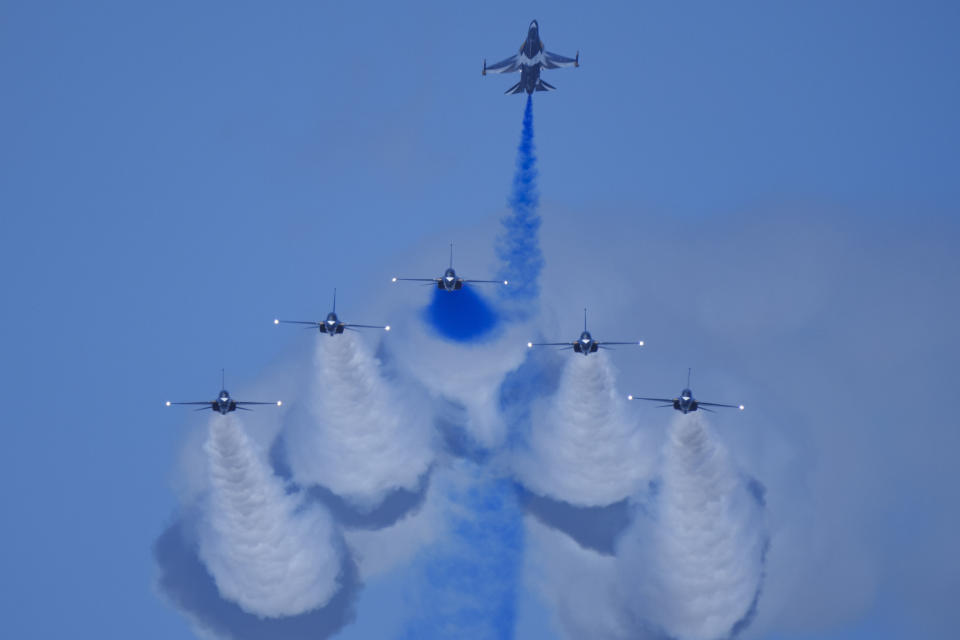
<box><xmin>535</xmin><ymin>79</ymin><xmax>556</xmax><ymax>92</ymax></box>
<box><xmin>332</xmin><ymin>288</ymin><xmax>337</xmax><ymax>313</ymax></box>
<box><xmin>504</xmin><ymin>81</ymin><xmax>525</xmax><ymax>95</ymax></box>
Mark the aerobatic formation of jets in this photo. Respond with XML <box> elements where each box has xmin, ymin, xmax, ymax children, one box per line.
<box><xmin>165</xmin><ymin>19</ymin><xmax>744</xmax><ymax>417</ymax></box>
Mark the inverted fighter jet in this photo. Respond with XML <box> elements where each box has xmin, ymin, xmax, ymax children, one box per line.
<box><xmin>527</xmin><ymin>309</ymin><xmax>643</xmax><ymax>356</ymax></box>
<box><xmin>628</xmin><ymin>369</ymin><xmax>745</xmax><ymax>413</ymax></box>
<box><xmin>483</xmin><ymin>19</ymin><xmax>579</xmax><ymax>95</ymax></box>
<box><xmin>166</xmin><ymin>370</ymin><xmax>282</xmax><ymax>414</ymax></box>
<box><xmin>392</xmin><ymin>244</ymin><xmax>508</xmax><ymax>292</ymax></box>
<box><xmin>274</xmin><ymin>289</ymin><xmax>390</xmax><ymax>336</ymax></box>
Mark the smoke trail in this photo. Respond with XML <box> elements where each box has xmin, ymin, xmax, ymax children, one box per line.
<box><xmin>197</xmin><ymin>415</ymin><xmax>341</xmax><ymax>618</ymax></box>
<box><xmin>423</xmin><ymin>286</ymin><xmax>500</xmax><ymax>343</ymax></box>
<box><xmin>497</xmin><ymin>95</ymin><xmax>543</xmax><ymax>315</ymax></box>
<box><xmin>515</xmin><ymin>353</ymin><xmax>654</xmax><ymax>507</ymax></box>
<box><xmin>618</xmin><ymin>414</ymin><xmax>766</xmax><ymax>640</ymax></box>
<box><xmin>401</xmin><ymin>462</ymin><xmax>523</xmax><ymax>639</ymax></box>
<box><xmin>285</xmin><ymin>332</ymin><xmax>433</xmax><ymax>510</ymax></box>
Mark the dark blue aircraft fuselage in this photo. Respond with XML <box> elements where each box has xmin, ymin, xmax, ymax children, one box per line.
<box><xmin>439</xmin><ymin>267</ymin><xmax>464</xmax><ymax>291</ymax></box>
<box><xmin>320</xmin><ymin>311</ymin><xmax>346</xmax><ymax>335</ymax></box>
<box><xmin>572</xmin><ymin>330</ymin><xmax>599</xmax><ymax>355</ymax></box>
<box><xmin>517</xmin><ymin>23</ymin><xmax>544</xmax><ymax>94</ymax></box>
<box><xmin>214</xmin><ymin>390</ymin><xmax>237</xmax><ymax>414</ymax></box>
<box><xmin>675</xmin><ymin>389</ymin><xmax>698</xmax><ymax>414</ymax></box>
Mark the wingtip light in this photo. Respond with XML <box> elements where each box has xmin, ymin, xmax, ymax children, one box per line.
<box><xmin>638</xmin><ymin>340</ymin><xmax>644</xmax><ymax>346</ymax></box>
<box><xmin>527</xmin><ymin>342</ymin><xmax>533</xmax><ymax>348</ymax></box>
<box><xmin>627</xmin><ymin>395</ymin><xmax>634</xmax><ymax>401</ymax></box>
<box><xmin>384</xmin><ymin>325</ymin><xmax>391</xmax><ymax>332</ymax></box>
<box><xmin>273</xmin><ymin>318</ymin><xmax>279</xmax><ymax>325</ymax></box>
<box><xmin>391</xmin><ymin>277</ymin><xmax>398</xmax><ymax>283</ymax></box>
<box><xmin>739</xmin><ymin>404</ymin><xmax>745</xmax><ymax>411</ymax></box>
<box><xmin>165</xmin><ymin>401</ymin><xmax>171</xmax><ymax>406</ymax></box>
<box><xmin>503</xmin><ymin>280</ymin><xmax>509</xmax><ymax>285</ymax></box>
<box><xmin>277</xmin><ymin>401</ymin><xmax>283</xmax><ymax>407</ymax></box>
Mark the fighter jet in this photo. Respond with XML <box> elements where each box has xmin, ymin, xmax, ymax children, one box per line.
<box><xmin>483</xmin><ymin>19</ymin><xmax>579</xmax><ymax>95</ymax></box>
<box><xmin>628</xmin><ymin>369</ymin><xmax>745</xmax><ymax>414</ymax></box>
<box><xmin>274</xmin><ymin>289</ymin><xmax>390</xmax><ymax>336</ymax></box>
<box><xmin>527</xmin><ymin>309</ymin><xmax>643</xmax><ymax>356</ymax></box>
<box><xmin>392</xmin><ymin>244</ymin><xmax>508</xmax><ymax>292</ymax></box>
<box><xmin>166</xmin><ymin>370</ymin><xmax>282</xmax><ymax>414</ymax></box>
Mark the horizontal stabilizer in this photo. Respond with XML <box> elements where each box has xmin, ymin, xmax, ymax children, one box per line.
<box><xmin>535</xmin><ymin>79</ymin><xmax>556</xmax><ymax>92</ymax></box>
<box><xmin>505</xmin><ymin>81</ymin><xmax>525</xmax><ymax>95</ymax></box>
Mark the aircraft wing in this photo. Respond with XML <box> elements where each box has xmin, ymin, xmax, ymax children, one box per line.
<box><xmin>483</xmin><ymin>54</ymin><xmax>521</xmax><ymax>75</ymax></box>
<box><xmin>527</xmin><ymin>341</ymin><xmax>572</xmax><ymax>347</ymax></box>
<box><xmin>235</xmin><ymin>401</ymin><xmax>283</xmax><ymax>407</ymax></box>
<box><xmin>600</xmin><ymin>341</ymin><xmax>644</xmax><ymax>346</ymax></box>
<box><xmin>345</xmin><ymin>323</ymin><xmax>390</xmax><ymax>331</ymax></box>
<box><xmin>393</xmin><ymin>277</ymin><xmax>440</xmax><ymax>284</ymax></box>
<box><xmin>166</xmin><ymin>401</ymin><xmax>212</xmax><ymax>406</ymax></box>
<box><xmin>542</xmin><ymin>50</ymin><xmax>579</xmax><ymax>69</ymax></box>
<box><xmin>463</xmin><ymin>279</ymin><xmax>509</xmax><ymax>285</ymax></box>
<box><xmin>275</xmin><ymin>319</ymin><xmax>319</xmax><ymax>326</ymax></box>
<box><xmin>698</xmin><ymin>401</ymin><xmax>744</xmax><ymax>410</ymax></box>
<box><xmin>628</xmin><ymin>396</ymin><xmax>675</xmax><ymax>404</ymax></box>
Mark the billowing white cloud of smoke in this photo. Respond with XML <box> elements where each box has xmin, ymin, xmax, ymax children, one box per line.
<box><xmin>515</xmin><ymin>353</ymin><xmax>655</xmax><ymax>507</ymax></box>
<box><xmin>618</xmin><ymin>413</ymin><xmax>765</xmax><ymax>640</ymax></box>
<box><xmin>197</xmin><ymin>414</ymin><xmax>342</xmax><ymax>618</ymax></box>
<box><xmin>383</xmin><ymin>305</ymin><xmax>534</xmax><ymax>449</ymax></box>
<box><xmin>285</xmin><ymin>332</ymin><xmax>433</xmax><ymax>510</ymax></box>
<box><xmin>522</xmin><ymin>516</ymin><xmax>634</xmax><ymax>640</ymax></box>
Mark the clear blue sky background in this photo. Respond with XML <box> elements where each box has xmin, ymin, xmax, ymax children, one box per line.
<box><xmin>1</xmin><ymin>1</ymin><xmax>958</xmax><ymax>638</ymax></box>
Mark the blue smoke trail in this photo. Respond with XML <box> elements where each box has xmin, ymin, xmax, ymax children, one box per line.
<box><xmin>402</xmin><ymin>466</ymin><xmax>523</xmax><ymax>639</ymax></box>
<box><xmin>404</xmin><ymin>96</ymin><xmax>540</xmax><ymax>639</ymax></box>
<box><xmin>497</xmin><ymin>95</ymin><xmax>543</xmax><ymax>316</ymax></box>
<box><xmin>422</xmin><ymin>287</ymin><xmax>500</xmax><ymax>342</ymax></box>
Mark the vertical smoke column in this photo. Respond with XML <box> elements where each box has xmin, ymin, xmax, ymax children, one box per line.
<box><xmin>404</xmin><ymin>99</ymin><xmax>541</xmax><ymax>636</ymax></box>
<box><xmin>403</xmin><ymin>464</ymin><xmax>524</xmax><ymax>638</ymax></box>
<box><xmin>497</xmin><ymin>95</ymin><xmax>543</xmax><ymax>317</ymax></box>
<box><xmin>620</xmin><ymin>414</ymin><xmax>766</xmax><ymax>639</ymax></box>
<box><xmin>197</xmin><ymin>415</ymin><xmax>341</xmax><ymax>618</ymax></box>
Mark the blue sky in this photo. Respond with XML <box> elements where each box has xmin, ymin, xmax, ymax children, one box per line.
<box><xmin>1</xmin><ymin>1</ymin><xmax>958</xmax><ymax>638</ymax></box>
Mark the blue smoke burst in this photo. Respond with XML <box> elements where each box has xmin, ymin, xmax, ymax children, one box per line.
<box><xmin>497</xmin><ymin>95</ymin><xmax>543</xmax><ymax>316</ymax></box>
<box><xmin>422</xmin><ymin>286</ymin><xmax>500</xmax><ymax>343</ymax></box>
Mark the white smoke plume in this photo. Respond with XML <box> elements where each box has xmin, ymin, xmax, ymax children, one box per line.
<box><xmin>515</xmin><ymin>353</ymin><xmax>655</xmax><ymax>507</ymax></box>
<box><xmin>383</xmin><ymin>305</ymin><xmax>534</xmax><ymax>449</ymax></box>
<box><xmin>523</xmin><ymin>515</ymin><xmax>633</xmax><ymax>640</ymax></box>
<box><xmin>618</xmin><ymin>413</ymin><xmax>765</xmax><ymax>640</ymax></box>
<box><xmin>197</xmin><ymin>414</ymin><xmax>342</xmax><ymax>618</ymax></box>
<box><xmin>285</xmin><ymin>332</ymin><xmax>433</xmax><ymax>510</ymax></box>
